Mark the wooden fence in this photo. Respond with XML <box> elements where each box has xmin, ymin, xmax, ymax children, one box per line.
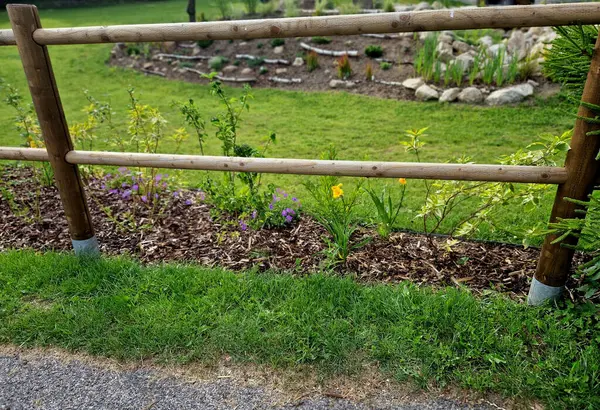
<box><xmin>1</xmin><ymin>3</ymin><xmax>600</xmax><ymax>304</ymax></box>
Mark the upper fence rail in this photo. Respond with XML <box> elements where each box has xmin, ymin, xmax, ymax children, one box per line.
<box><xmin>2</xmin><ymin>3</ymin><xmax>600</xmax><ymax>46</ymax></box>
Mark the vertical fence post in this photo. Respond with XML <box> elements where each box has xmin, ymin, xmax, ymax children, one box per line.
<box><xmin>7</xmin><ymin>4</ymin><xmax>99</xmax><ymax>256</ymax></box>
<box><xmin>529</xmin><ymin>34</ymin><xmax>600</xmax><ymax>305</ymax></box>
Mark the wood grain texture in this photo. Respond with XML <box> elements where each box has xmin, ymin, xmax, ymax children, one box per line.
<box><xmin>11</xmin><ymin>4</ymin><xmax>600</xmax><ymax>45</ymax></box>
<box><xmin>7</xmin><ymin>4</ymin><xmax>95</xmax><ymax>241</ymax></box>
<box><xmin>0</xmin><ymin>147</ymin><xmax>49</xmax><ymax>161</ymax></box>
<box><xmin>63</xmin><ymin>150</ymin><xmax>568</xmax><ymax>184</ymax></box>
<box><xmin>535</xmin><ymin>34</ymin><xmax>600</xmax><ymax>287</ymax></box>
<box><xmin>0</xmin><ymin>29</ymin><xmax>16</xmax><ymax>46</ymax></box>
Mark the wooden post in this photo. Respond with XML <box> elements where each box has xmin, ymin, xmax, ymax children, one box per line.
<box><xmin>7</xmin><ymin>4</ymin><xmax>99</xmax><ymax>256</ymax></box>
<box><xmin>529</xmin><ymin>34</ymin><xmax>600</xmax><ymax>305</ymax></box>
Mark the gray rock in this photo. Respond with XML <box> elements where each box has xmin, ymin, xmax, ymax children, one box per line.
<box><xmin>415</xmin><ymin>84</ymin><xmax>439</xmax><ymax>101</ymax></box>
<box><xmin>488</xmin><ymin>43</ymin><xmax>506</xmax><ymax>58</ymax></box>
<box><xmin>142</xmin><ymin>62</ymin><xmax>153</xmax><ymax>69</ymax></box>
<box><xmin>457</xmin><ymin>87</ymin><xmax>484</xmax><ymax>103</ymax></box>
<box><xmin>527</xmin><ymin>79</ymin><xmax>540</xmax><ymax>87</ymax></box>
<box><xmin>329</xmin><ymin>79</ymin><xmax>356</xmax><ymax>89</ymax></box>
<box><xmin>275</xmin><ymin>67</ymin><xmax>288</xmax><ymax>74</ymax></box>
<box><xmin>507</xmin><ymin>29</ymin><xmax>527</xmax><ymax>61</ymax></box>
<box><xmin>485</xmin><ymin>84</ymin><xmax>533</xmax><ymax>106</ymax></box>
<box><xmin>455</xmin><ymin>53</ymin><xmax>475</xmax><ymax>71</ymax></box>
<box><xmin>452</xmin><ymin>40</ymin><xmax>471</xmax><ymax>55</ymax></box>
<box><xmin>414</xmin><ymin>1</ymin><xmax>432</xmax><ymax>11</ymax></box>
<box><xmin>222</xmin><ymin>65</ymin><xmax>238</xmax><ymax>73</ymax></box>
<box><xmin>394</xmin><ymin>4</ymin><xmax>415</xmax><ymax>11</ymax></box>
<box><xmin>402</xmin><ymin>77</ymin><xmax>424</xmax><ymax>90</ymax></box>
<box><xmin>192</xmin><ymin>46</ymin><xmax>202</xmax><ymax>56</ymax></box>
<box><xmin>478</xmin><ymin>35</ymin><xmax>494</xmax><ymax>49</ymax></box>
<box><xmin>438</xmin><ymin>33</ymin><xmax>454</xmax><ymax>44</ymax></box>
<box><xmin>439</xmin><ymin>88</ymin><xmax>461</xmax><ymax>103</ymax></box>
<box><xmin>273</xmin><ymin>46</ymin><xmax>284</xmax><ymax>54</ymax></box>
<box><xmin>431</xmin><ymin>0</ymin><xmax>444</xmax><ymax>9</ymax></box>
<box><xmin>292</xmin><ymin>57</ymin><xmax>304</xmax><ymax>66</ymax></box>
<box><xmin>241</xmin><ymin>67</ymin><xmax>254</xmax><ymax>75</ymax></box>
<box><xmin>437</xmin><ymin>41</ymin><xmax>454</xmax><ymax>63</ymax></box>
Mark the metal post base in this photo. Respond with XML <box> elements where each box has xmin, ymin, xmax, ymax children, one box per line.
<box><xmin>527</xmin><ymin>277</ymin><xmax>563</xmax><ymax>306</ymax></box>
<box><xmin>72</xmin><ymin>236</ymin><xmax>100</xmax><ymax>257</ymax></box>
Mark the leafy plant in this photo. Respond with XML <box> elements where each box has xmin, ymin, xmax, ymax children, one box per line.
<box><xmin>304</xmin><ymin>147</ymin><xmax>367</xmax><ymax>265</ymax></box>
<box><xmin>506</xmin><ymin>54</ymin><xmax>519</xmax><ymax>84</ymax></box>
<box><xmin>311</xmin><ymin>36</ymin><xmax>332</xmax><ymax>45</ymax></box>
<box><xmin>337</xmin><ymin>0</ymin><xmax>360</xmax><ymax>15</ymax></box>
<box><xmin>314</xmin><ymin>0</ymin><xmax>327</xmax><ymax>16</ymax></box>
<box><xmin>337</xmin><ymin>54</ymin><xmax>352</xmax><ymax>79</ymax></box>
<box><xmin>214</xmin><ymin>0</ymin><xmax>232</xmax><ymax>19</ymax></box>
<box><xmin>365</xmin><ymin>45</ymin><xmax>384</xmax><ymax>58</ymax></box>
<box><xmin>306</xmin><ymin>51</ymin><xmax>319</xmax><ymax>72</ymax></box>
<box><xmin>242</xmin><ymin>0</ymin><xmax>259</xmax><ymax>14</ymax></box>
<box><xmin>270</xmin><ymin>38</ymin><xmax>285</xmax><ymax>48</ymax></box>
<box><xmin>365</xmin><ymin>178</ymin><xmax>407</xmax><ymax>238</ymax></box>
<box><xmin>468</xmin><ymin>52</ymin><xmax>481</xmax><ymax>86</ymax></box>
<box><xmin>379</xmin><ymin>61</ymin><xmax>392</xmax><ymax>70</ymax></box>
<box><xmin>284</xmin><ymin>0</ymin><xmax>300</xmax><ymax>17</ymax></box>
<box><xmin>177</xmin><ymin>99</ymin><xmax>208</xmax><ymax>155</ymax></box>
<box><xmin>384</xmin><ymin>0</ymin><xmax>394</xmax><ymax>12</ymax></box>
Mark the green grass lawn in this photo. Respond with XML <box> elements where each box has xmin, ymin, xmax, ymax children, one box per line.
<box><xmin>0</xmin><ymin>0</ymin><xmax>578</xmax><ymax>243</ymax></box>
<box><xmin>0</xmin><ymin>250</ymin><xmax>598</xmax><ymax>409</ymax></box>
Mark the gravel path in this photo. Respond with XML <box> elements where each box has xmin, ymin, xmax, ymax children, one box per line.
<box><xmin>0</xmin><ymin>351</ymin><xmax>500</xmax><ymax>410</ymax></box>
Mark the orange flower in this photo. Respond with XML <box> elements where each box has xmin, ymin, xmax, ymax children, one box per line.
<box><xmin>331</xmin><ymin>183</ymin><xmax>344</xmax><ymax>199</ymax></box>
<box><xmin>398</xmin><ymin>178</ymin><xmax>407</xmax><ymax>185</ymax></box>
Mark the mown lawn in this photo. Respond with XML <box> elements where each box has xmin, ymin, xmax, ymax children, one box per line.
<box><xmin>0</xmin><ymin>250</ymin><xmax>598</xmax><ymax>410</ymax></box>
<box><xmin>0</xmin><ymin>1</ymin><xmax>578</xmax><ymax>243</ymax></box>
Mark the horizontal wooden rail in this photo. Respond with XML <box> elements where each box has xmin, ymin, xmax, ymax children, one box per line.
<box><xmin>0</xmin><ymin>147</ymin><xmax>569</xmax><ymax>183</ymax></box>
<box><xmin>1</xmin><ymin>4</ymin><xmax>600</xmax><ymax>46</ymax></box>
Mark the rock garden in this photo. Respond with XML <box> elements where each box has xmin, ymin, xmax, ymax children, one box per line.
<box><xmin>110</xmin><ymin>2</ymin><xmax>561</xmax><ymax>105</ymax></box>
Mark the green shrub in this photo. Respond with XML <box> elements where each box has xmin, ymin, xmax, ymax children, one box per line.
<box><xmin>197</xmin><ymin>39</ymin><xmax>214</xmax><ymax>49</ymax></box>
<box><xmin>384</xmin><ymin>0</ymin><xmax>394</xmax><ymax>12</ymax></box>
<box><xmin>379</xmin><ymin>61</ymin><xmax>392</xmax><ymax>70</ymax></box>
<box><xmin>214</xmin><ymin>0</ymin><xmax>232</xmax><ymax>19</ymax></box>
<box><xmin>209</xmin><ymin>56</ymin><xmax>228</xmax><ymax>70</ymax></box>
<box><xmin>543</xmin><ymin>25</ymin><xmax>598</xmax><ymax>98</ymax></box>
<box><xmin>270</xmin><ymin>38</ymin><xmax>285</xmax><ymax>48</ymax></box>
<box><xmin>365</xmin><ymin>45</ymin><xmax>384</xmax><ymax>58</ymax></box>
<box><xmin>242</xmin><ymin>0</ymin><xmax>259</xmax><ymax>14</ymax></box>
<box><xmin>284</xmin><ymin>0</ymin><xmax>300</xmax><ymax>17</ymax></box>
<box><xmin>311</xmin><ymin>36</ymin><xmax>332</xmax><ymax>45</ymax></box>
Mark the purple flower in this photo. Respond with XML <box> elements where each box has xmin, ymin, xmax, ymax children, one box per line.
<box><xmin>154</xmin><ymin>193</ymin><xmax>159</xmax><ymax>199</ymax></box>
<box><xmin>109</xmin><ymin>189</ymin><xmax>119</xmax><ymax>194</ymax></box>
<box><xmin>285</xmin><ymin>215</ymin><xmax>293</xmax><ymax>223</ymax></box>
<box><xmin>282</xmin><ymin>209</ymin><xmax>288</xmax><ymax>217</ymax></box>
<box><xmin>155</xmin><ymin>174</ymin><xmax>163</xmax><ymax>182</ymax></box>
<box><xmin>185</xmin><ymin>199</ymin><xmax>193</xmax><ymax>205</ymax></box>
<box><xmin>121</xmin><ymin>182</ymin><xmax>129</xmax><ymax>188</ymax></box>
<box><xmin>132</xmin><ymin>184</ymin><xmax>139</xmax><ymax>191</ymax></box>
<box><xmin>122</xmin><ymin>190</ymin><xmax>132</xmax><ymax>199</ymax></box>
<box><xmin>101</xmin><ymin>183</ymin><xmax>106</xmax><ymax>189</ymax></box>
<box><xmin>117</xmin><ymin>167</ymin><xmax>128</xmax><ymax>174</ymax></box>
<box><xmin>162</xmin><ymin>182</ymin><xmax>168</xmax><ymax>189</ymax></box>
<box><xmin>198</xmin><ymin>191</ymin><xmax>206</xmax><ymax>201</ymax></box>
<box><xmin>239</xmin><ymin>220</ymin><xmax>248</xmax><ymax>231</ymax></box>
<box><xmin>292</xmin><ymin>197</ymin><xmax>298</xmax><ymax>202</ymax></box>
<box><xmin>173</xmin><ymin>191</ymin><xmax>180</xmax><ymax>198</ymax></box>
<box><xmin>141</xmin><ymin>195</ymin><xmax>148</xmax><ymax>203</ymax></box>
<box><xmin>286</xmin><ymin>208</ymin><xmax>295</xmax><ymax>216</ymax></box>
<box><xmin>251</xmin><ymin>210</ymin><xmax>257</xmax><ymax>219</ymax></box>
<box><xmin>268</xmin><ymin>203</ymin><xmax>274</xmax><ymax>210</ymax></box>
<box><xmin>272</xmin><ymin>194</ymin><xmax>280</xmax><ymax>202</ymax></box>
<box><xmin>105</xmin><ymin>173</ymin><xmax>112</xmax><ymax>179</ymax></box>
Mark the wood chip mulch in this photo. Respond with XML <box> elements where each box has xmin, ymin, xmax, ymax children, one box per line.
<box><xmin>0</xmin><ymin>166</ymin><xmax>574</xmax><ymax>298</ymax></box>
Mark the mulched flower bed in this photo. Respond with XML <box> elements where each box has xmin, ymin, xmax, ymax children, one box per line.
<box><xmin>0</xmin><ymin>166</ymin><xmax>578</xmax><ymax>298</ymax></box>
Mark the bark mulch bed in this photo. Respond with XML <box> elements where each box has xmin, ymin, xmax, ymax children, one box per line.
<box><xmin>0</xmin><ymin>166</ymin><xmax>572</xmax><ymax>298</ymax></box>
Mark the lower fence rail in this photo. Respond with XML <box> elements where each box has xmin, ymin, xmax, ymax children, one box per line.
<box><xmin>0</xmin><ymin>147</ymin><xmax>567</xmax><ymax>184</ymax></box>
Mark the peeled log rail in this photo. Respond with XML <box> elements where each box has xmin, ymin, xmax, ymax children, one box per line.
<box><xmin>154</xmin><ymin>53</ymin><xmax>211</xmax><ymax>60</ymax></box>
<box><xmin>2</xmin><ymin>4</ymin><xmax>597</xmax><ymax>46</ymax></box>
<box><xmin>300</xmin><ymin>42</ymin><xmax>358</xmax><ymax>57</ymax></box>
<box><xmin>182</xmin><ymin>67</ymin><xmax>257</xmax><ymax>82</ymax></box>
<box><xmin>0</xmin><ymin>147</ymin><xmax>49</xmax><ymax>161</ymax></box>
<box><xmin>0</xmin><ymin>147</ymin><xmax>570</xmax><ymax>183</ymax></box>
<box><xmin>58</xmin><ymin>150</ymin><xmax>566</xmax><ymax>184</ymax></box>
<box><xmin>236</xmin><ymin>54</ymin><xmax>290</xmax><ymax>65</ymax></box>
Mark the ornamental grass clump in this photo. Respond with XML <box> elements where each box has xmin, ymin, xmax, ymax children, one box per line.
<box><xmin>337</xmin><ymin>54</ymin><xmax>352</xmax><ymax>79</ymax></box>
<box><xmin>365</xmin><ymin>178</ymin><xmax>407</xmax><ymax>238</ymax></box>
<box><xmin>306</xmin><ymin>51</ymin><xmax>319</xmax><ymax>72</ymax></box>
